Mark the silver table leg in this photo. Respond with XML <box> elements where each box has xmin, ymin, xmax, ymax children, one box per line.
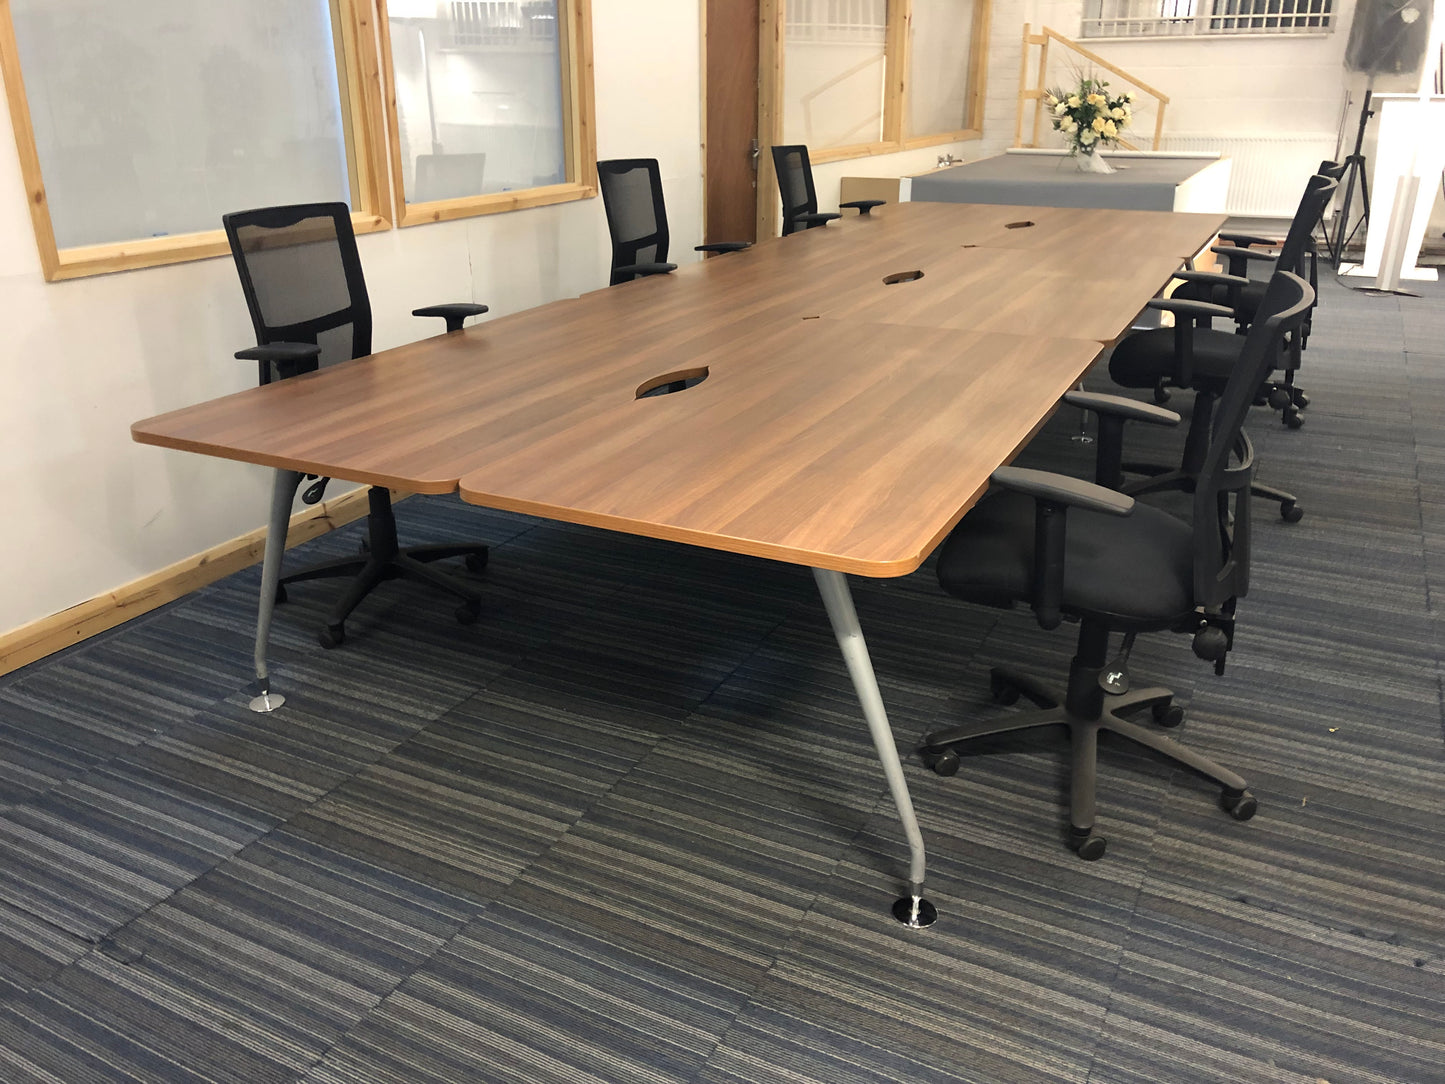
<box><xmin>249</xmin><ymin>469</ymin><xmax>303</xmax><ymax>713</ymax></box>
<box><xmin>812</xmin><ymin>567</ymin><xmax>936</xmax><ymax>928</ymax></box>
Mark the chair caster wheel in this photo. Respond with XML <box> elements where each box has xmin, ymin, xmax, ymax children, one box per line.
<box><xmin>990</xmin><ymin>673</ymin><xmax>1020</xmax><ymax>705</ymax></box>
<box><xmin>455</xmin><ymin>601</ymin><xmax>481</xmax><ymax>625</ymax></box>
<box><xmin>1280</xmin><ymin>502</ymin><xmax>1303</xmax><ymax>523</ymax></box>
<box><xmin>1151</xmin><ymin>701</ymin><xmax>1184</xmax><ymax>728</ymax></box>
<box><xmin>318</xmin><ymin>624</ymin><xmax>345</xmax><ymax>648</ymax></box>
<box><xmin>274</xmin><ymin>585</ymin><xmax>288</xmax><ymax>604</ymax></box>
<box><xmin>1293</xmin><ymin>392</ymin><xmax>1309</xmax><ymax>408</ymax></box>
<box><xmin>1223</xmin><ymin>789</ymin><xmax>1257</xmax><ymax>821</ymax></box>
<box><xmin>1283</xmin><ymin>410</ymin><xmax>1304</xmax><ymax>430</ymax></box>
<box><xmin>1152</xmin><ymin>384</ymin><xmax>1171</xmax><ymax>405</ymax></box>
<box><xmin>1069</xmin><ymin>829</ymin><xmax>1107</xmax><ymax>860</ymax></box>
<box><xmin>921</xmin><ymin>747</ymin><xmax>960</xmax><ymax>777</ymax></box>
<box><xmin>465</xmin><ymin>551</ymin><xmax>488</xmax><ymax>573</ymax></box>
<box><xmin>1267</xmin><ymin>388</ymin><xmax>1291</xmax><ymax>410</ymax></box>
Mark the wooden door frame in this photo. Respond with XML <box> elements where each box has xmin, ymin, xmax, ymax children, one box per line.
<box><xmin>702</xmin><ymin>0</ymin><xmax>780</xmax><ymax>245</ymax></box>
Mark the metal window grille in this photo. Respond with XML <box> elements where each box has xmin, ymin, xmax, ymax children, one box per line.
<box><xmin>446</xmin><ymin>1</ymin><xmax>557</xmax><ymax>48</ymax></box>
<box><xmin>1082</xmin><ymin>0</ymin><xmax>1332</xmax><ymax>38</ymax></box>
<box><xmin>785</xmin><ymin>0</ymin><xmax>887</xmax><ymax>43</ymax></box>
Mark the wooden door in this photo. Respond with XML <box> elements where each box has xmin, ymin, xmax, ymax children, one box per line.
<box><xmin>704</xmin><ymin>0</ymin><xmax>760</xmax><ymax>245</ymax></box>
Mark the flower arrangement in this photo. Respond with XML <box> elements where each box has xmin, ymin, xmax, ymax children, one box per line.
<box><xmin>1044</xmin><ymin>77</ymin><xmax>1134</xmax><ymax>166</ymax></box>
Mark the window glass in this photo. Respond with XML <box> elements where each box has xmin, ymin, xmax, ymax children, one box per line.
<box><xmin>388</xmin><ymin>1</ymin><xmax>566</xmax><ymax>202</ymax></box>
<box><xmin>908</xmin><ymin>0</ymin><xmax>977</xmax><ymax>136</ymax></box>
<box><xmin>783</xmin><ymin>0</ymin><xmax>888</xmax><ymax>150</ymax></box>
<box><xmin>11</xmin><ymin>0</ymin><xmax>352</xmax><ymax>249</ymax></box>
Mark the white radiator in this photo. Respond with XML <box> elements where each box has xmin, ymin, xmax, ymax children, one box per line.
<box><xmin>1159</xmin><ymin>133</ymin><xmax>1337</xmax><ymax>218</ymax></box>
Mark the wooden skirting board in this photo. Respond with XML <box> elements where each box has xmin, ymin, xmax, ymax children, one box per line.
<box><xmin>0</xmin><ymin>485</ymin><xmax>382</xmax><ymax>677</ymax></box>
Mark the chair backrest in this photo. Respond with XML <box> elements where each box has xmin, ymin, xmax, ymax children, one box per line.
<box><xmin>222</xmin><ymin>203</ymin><xmax>371</xmax><ymax>384</ymax></box>
<box><xmin>1276</xmin><ymin>175</ymin><xmax>1338</xmax><ymax>274</ymax></box>
<box><xmin>771</xmin><ymin>145</ymin><xmax>819</xmax><ymax>236</ymax></box>
<box><xmin>596</xmin><ymin>158</ymin><xmax>670</xmax><ymax>286</ymax></box>
<box><xmin>1193</xmin><ymin>270</ymin><xmax>1314</xmax><ymax>608</ymax></box>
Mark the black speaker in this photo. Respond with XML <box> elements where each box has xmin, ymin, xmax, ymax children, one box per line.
<box><xmin>1344</xmin><ymin>0</ymin><xmax>1434</xmax><ymax>75</ymax></box>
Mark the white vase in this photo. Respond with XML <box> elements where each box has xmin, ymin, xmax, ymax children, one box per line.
<box><xmin>1075</xmin><ymin>150</ymin><xmax>1116</xmax><ymax>175</ymax></box>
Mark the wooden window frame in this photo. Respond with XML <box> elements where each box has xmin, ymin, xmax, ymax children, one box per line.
<box><xmin>0</xmin><ymin>0</ymin><xmax>393</xmax><ymax>282</ymax></box>
<box><xmin>377</xmin><ymin>0</ymin><xmax>597</xmax><ymax>228</ymax></box>
<box><xmin>760</xmin><ymin>0</ymin><xmax>992</xmax><ymax>168</ymax></box>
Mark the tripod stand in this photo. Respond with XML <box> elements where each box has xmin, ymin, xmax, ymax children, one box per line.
<box><xmin>1329</xmin><ymin>89</ymin><xmax>1374</xmax><ymax>269</ymax></box>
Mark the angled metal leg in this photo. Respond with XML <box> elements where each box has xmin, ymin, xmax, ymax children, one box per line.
<box><xmin>812</xmin><ymin>568</ymin><xmax>936</xmax><ymax>929</ymax></box>
<box><xmin>251</xmin><ymin>469</ymin><xmax>303</xmax><ymax>713</ymax></box>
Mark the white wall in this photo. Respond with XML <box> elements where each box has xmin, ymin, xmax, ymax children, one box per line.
<box><xmin>0</xmin><ymin>0</ymin><xmax>1000</xmax><ymax>636</ymax></box>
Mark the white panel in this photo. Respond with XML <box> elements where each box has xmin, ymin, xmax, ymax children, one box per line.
<box><xmin>389</xmin><ymin>2</ymin><xmax>566</xmax><ymax>200</ymax></box>
<box><xmin>909</xmin><ymin>0</ymin><xmax>978</xmax><ymax>135</ymax></box>
<box><xmin>783</xmin><ymin>0</ymin><xmax>888</xmax><ymax>149</ymax></box>
<box><xmin>10</xmin><ymin>0</ymin><xmax>351</xmax><ymax>249</ymax></box>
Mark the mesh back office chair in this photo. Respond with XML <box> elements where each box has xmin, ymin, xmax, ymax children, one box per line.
<box><xmin>1105</xmin><ymin>176</ymin><xmax>1336</xmax><ymax>522</ymax></box>
<box><xmin>770</xmin><ymin>145</ymin><xmax>882</xmax><ymax>236</ymax></box>
<box><xmin>223</xmin><ymin>202</ymin><xmax>490</xmax><ymax>648</ymax></box>
<box><xmin>1172</xmin><ymin>167</ymin><xmax>1342</xmax><ymax>424</ymax></box>
<box><xmin>596</xmin><ymin>158</ymin><xmax>749</xmax><ymax>286</ymax></box>
<box><xmin>922</xmin><ymin>270</ymin><xmax>1315</xmax><ymax>859</ymax></box>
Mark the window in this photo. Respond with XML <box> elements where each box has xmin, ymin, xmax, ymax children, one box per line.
<box><xmin>0</xmin><ymin>0</ymin><xmax>390</xmax><ymax>281</ymax></box>
<box><xmin>0</xmin><ymin>0</ymin><xmax>597</xmax><ymax>279</ymax></box>
<box><xmin>770</xmin><ymin>0</ymin><xmax>992</xmax><ymax>165</ymax></box>
<box><xmin>379</xmin><ymin>0</ymin><xmax>597</xmax><ymax>226</ymax></box>
<box><xmin>1081</xmin><ymin>0</ymin><xmax>1333</xmax><ymax>39</ymax></box>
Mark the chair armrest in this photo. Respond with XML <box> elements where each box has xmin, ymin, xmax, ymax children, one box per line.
<box><xmin>1064</xmin><ymin>392</ymin><xmax>1179</xmax><ymax>491</ymax></box>
<box><xmin>620</xmin><ymin>262</ymin><xmax>678</xmax><ymax>280</ymax></box>
<box><xmin>1218</xmin><ymin>231</ymin><xmax>1280</xmax><ymax>248</ymax></box>
<box><xmin>1209</xmin><ymin>245</ymin><xmax>1279</xmax><ymax>262</ymax></box>
<box><xmin>840</xmin><ymin>199</ymin><xmax>884</xmax><ymax>215</ymax></box>
<box><xmin>235</xmin><ymin>342</ymin><xmax>322</xmax><ymax>384</ymax></box>
<box><xmin>1146</xmin><ymin>297</ymin><xmax>1235</xmax><ymax>322</ymax></box>
<box><xmin>695</xmin><ymin>241</ymin><xmax>751</xmax><ymax>253</ymax></box>
<box><xmin>1063</xmin><ymin>391</ymin><xmax>1180</xmax><ymax>427</ymax></box>
<box><xmin>991</xmin><ymin>467</ymin><xmax>1135</xmax><ymax>516</ymax></box>
<box><xmin>990</xmin><ymin>466</ymin><xmax>1133</xmax><ymax>629</ymax></box>
<box><xmin>1173</xmin><ymin>269</ymin><xmax>1250</xmax><ymax>290</ymax></box>
<box><xmin>414</xmin><ymin>303</ymin><xmax>489</xmax><ymax>333</ymax></box>
<box><xmin>792</xmin><ymin>212</ymin><xmax>841</xmax><ymax>229</ymax></box>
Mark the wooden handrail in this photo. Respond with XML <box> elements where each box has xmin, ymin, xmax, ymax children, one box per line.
<box><xmin>1014</xmin><ymin>24</ymin><xmax>1169</xmax><ymax>151</ymax></box>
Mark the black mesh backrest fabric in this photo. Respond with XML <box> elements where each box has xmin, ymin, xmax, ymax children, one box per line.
<box><xmin>771</xmin><ymin>145</ymin><xmax>818</xmax><ymax>236</ymax></box>
<box><xmin>597</xmin><ymin>158</ymin><xmax>669</xmax><ymax>285</ymax></box>
<box><xmin>1277</xmin><ymin>176</ymin><xmax>1337</xmax><ymax>273</ymax></box>
<box><xmin>222</xmin><ymin>203</ymin><xmax>372</xmax><ymax>384</ymax></box>
<box><xmin>1193</xmin><ymin>270</ymin><xmax>1313</xmax><ymax>606</ymax></box>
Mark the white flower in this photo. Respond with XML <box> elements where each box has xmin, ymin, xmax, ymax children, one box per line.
<box><xmin>1091</xmin><ymin>116</ymin><xmax>1107</xmax><ymax>132</ymax></box>
<box><xmin>1103</xmin><ymin>120</ymin><xmax>1118</xmax><ymax>138</ymax></box>
<box><xmin>1067</xmin><ymin>95</ymin><xmax>1080</xmax><ymax>108</ymax></box>
<box><xmin>1125</xmin><ymin>91</ymin><xmax>1137</xmax><ymax>103</ymax></box>
<box><xmin>1063</xmin><ymin>118</ymin><xmax>1078</xmax><ymax>133</ymax></box>
<box><xmin>1111</xmin><ymin>107</ymin><xmax>1126</xmax><ymax>120</ymax></box>
<box><xmin>1079</xmin><ymin>130</ymin><xmax>1097</xmax><ymax>145</ymax></box>
<box><xmin>1054</xmin><ymin>101</ymin><xmax>1068</xmax><ymax>115</ymax></box>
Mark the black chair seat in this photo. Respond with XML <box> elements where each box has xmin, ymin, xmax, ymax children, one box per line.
<box><xmin>1108</xmin><ymin>326</ymin><xmax>1247</xmax><ymax>388</ymax></box>
<box><xmin>937</xmin><ymin>490</ymin><xmax>1195</xmax><ymax>627</ymax></box>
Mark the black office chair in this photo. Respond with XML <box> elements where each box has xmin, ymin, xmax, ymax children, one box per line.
<box><xmin>921</xmin><ymin>271</ymin><xmax>1314</xmax><ymax>860</ymax></box>
<box><xmin>1172</xmin><ymin>170</ymin><xmax>1341</xmax><ymax>423</ymax></box>
<box><xmin>223</xmin><ymin>202</ymin><xmax>490</xmax><ymax>648</ymax></box>
<box><xmin>597</xmin><ymin>158</ymin><xmax>750</xmax><ymax>286</ymax></box>
<box><xmin>770</xmin><ymin>144</ymin><xmax>883</xmax><ymax>236</ymax></box>
<box><xmin>1105</xmin><ymin>176</ymin><xmax>1335</xmax><ymax>523</ymax></box>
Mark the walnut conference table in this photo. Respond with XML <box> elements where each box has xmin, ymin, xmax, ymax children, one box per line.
<box><xmin>132</xmin><ymin>201</ymin><xmax>1225</xmax><ymax>927</ymax></box>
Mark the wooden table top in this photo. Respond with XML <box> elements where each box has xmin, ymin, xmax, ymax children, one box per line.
<box><xmin>133</xmin><ymin>201</ymin><xmax>1224</xmax><ymax>576</ymax></box>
